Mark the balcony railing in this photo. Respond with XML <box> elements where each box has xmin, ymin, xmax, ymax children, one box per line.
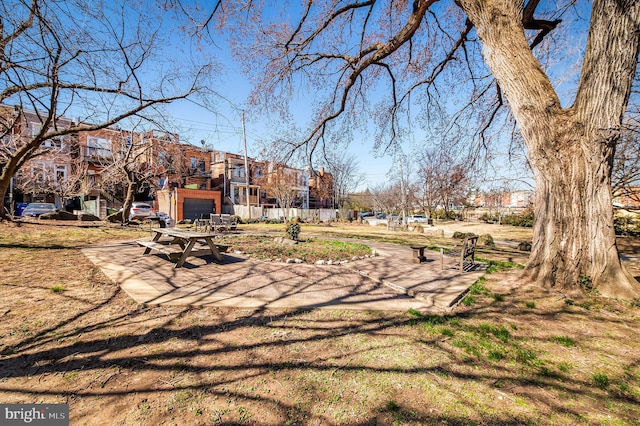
<box><xmin>80</xmin><ymin>146</ymin><xmax>114</xmax><ymax>161</ymax></box>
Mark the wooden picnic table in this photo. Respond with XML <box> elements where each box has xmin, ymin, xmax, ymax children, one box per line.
<box><xmin>137</xmin><ymin>228</ymin><xmax>228</xmax><ymax>268</ymax></box>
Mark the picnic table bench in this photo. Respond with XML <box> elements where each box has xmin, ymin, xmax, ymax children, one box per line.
<box><xmin>443</xmin><ymin>235</ymin><xmax>478</xmax><ymax>272</ymax></box>
<box><xmin>137</xmin><ymin>228</ymin><xmax>229</xmax><ymax>268</ymax></box>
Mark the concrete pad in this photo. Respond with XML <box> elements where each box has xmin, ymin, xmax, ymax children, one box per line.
<box><xmin>82</xmin><ymin>239</ymin><xmax>483</xmax><ymax>313</ymax></box>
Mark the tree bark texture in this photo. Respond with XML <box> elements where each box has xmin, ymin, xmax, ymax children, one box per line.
<box><xmin>460</xmin><ymin>0</ymin><xmax>640</xmax><ymax>299</ymax></box>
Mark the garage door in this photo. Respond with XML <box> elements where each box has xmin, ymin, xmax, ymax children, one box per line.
<box><xmin>183</xmin><ymin>198</ymin><xmax>215</xmax><ymax>221</ymax></box>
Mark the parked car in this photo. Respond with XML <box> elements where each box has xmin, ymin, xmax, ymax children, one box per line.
<box><xmin>375</xmin><ymin>213</ymin><xmax>387</xmax><ymax>219</ymax></box>
<box><xmin>21</xmin><ymin>203</ymin><xmax>58</xmax><ymax>217</ymax></box>
<box><xmin>358</xmin><ymin>212</ymin><xmax>375</xmax><ymax>219</ymax></box>
<box><xmin>128</xmin><ymin>202</ymin><xmax>153</xmax><ymax>220</ymax></box>
<box><xmin>407</xmin><ymin>214</ymin><xmax>428</xmax><ymax>223</ymax></box>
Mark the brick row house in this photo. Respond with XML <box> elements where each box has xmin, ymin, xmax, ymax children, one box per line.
<box><xmin>1</xmin><ymin>105</ymin><xmax>77</xmax><ymax>210</ymax></box>
<box><xmin>2</xmin><ymin>105</ymin><xmax>335</xmax><ymax>220</ymax></box>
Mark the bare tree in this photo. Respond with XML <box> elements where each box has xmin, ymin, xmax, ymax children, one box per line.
<box><xmin>257</xmin><ymin>162</ymin><xmax>303</xmax><ymax>221</ymax></box>
<box><xmin>96</xmin><ymin>128</ymin><xmax>168</xmax><ymax>224</ymax></box>
<box><xmin>11</xmin><ymin>132</ymin><xmax>82</xmax><ymax>206</ymax></box>
<box><xmin>0</xmin><ymin>0</ymin><xmax>213</xmax><ymax>218</ymax></box>
<box><xmin>416</xmin><ymin>147</ymin><xmax>471</xmax><ymax>219</ymax></box>
<box><xmin>369</xmin><ymin>181</ymin><xmax>403</xmax><ymax>216</ymax></box>
<box><xmin>321</xmin><ymin>151</ymin><xmax>364</xmax><ymax>209</ymax></box>
<box><xmin>217</xmin><ymin>0</ymin><xmax>640</xmax><ymax>299</ymax></box>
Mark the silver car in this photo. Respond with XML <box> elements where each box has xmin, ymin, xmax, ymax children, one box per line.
<box><xmin>128</xmin><ymin>202</ymin><xmax>153</xmax><ymax>220</ymax></box>
<box><xmin>407</xmin><ymin>215</ymin><xmax>428</xmax><ymax>223</ymax></box>
<box><xmin>22</xmin><ymin>203</ymin><xmax>58</xmax><ymax>217</ymax></box>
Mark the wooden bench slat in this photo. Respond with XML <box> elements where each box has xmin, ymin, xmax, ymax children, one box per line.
<box><xmin>443</xmin><ymin>236</ymin><xmax>478</xmax><ymax>272</ymax></box>
<box><xmin>137</xmin><ymin>240</ymin><xmax>184</xmax><ymax>255</ymax></box>
<box><xmin>138</xmin><ymin>240</ymin><xmax>230</xmax><ymax>257</ymax></box>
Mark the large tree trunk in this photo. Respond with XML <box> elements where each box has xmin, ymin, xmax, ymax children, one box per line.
<box><xmin>525</xmin><ymin>117</ymin><xmax>638</xmax><ymax>299</ymax></box>
<box><xmin>460</xmin><ymin>0</ymin><xmax>640</xmax><ymax>299</ymax></box>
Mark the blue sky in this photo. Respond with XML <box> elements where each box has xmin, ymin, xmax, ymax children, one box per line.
<box><xmin>160</xmin><ymin>1</ymin><xmax>591</xmax><ymax>193</ymax></box>
<box><xmin>165</xmin><ymin>48</ymin><xmax>396</xmax><ymax>191</ymax></box>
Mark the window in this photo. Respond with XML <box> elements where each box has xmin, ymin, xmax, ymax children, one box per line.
<box><xmin>87</xmin><ymin>170</ymin><xmax>96</xmax><ymax>187</ymax></box>
<box><xmin>55</xmin><ymin>165</ymin><xmax>66</xmax><ymax>182</ymax></box>
<box><xmin>43</xmin><ymin>137</ymin><xmax>63</xmax><ymax>149</ymax></box>
<box><xmin>87</xmin><ymin>137</ymin><xmax>112</xmax><ymax>157</ymax></box>
<box><xmin>190</xmin><ymin>157</ymin><xmax>197</xmax><ymax>169</ymax></box>
<box><xmin>233</xmin><ymin>166</ymin><xmax>245</xmax><ymax>178</ymax></box>
<box><xmin>158</xmin><ymin>151</ymin><xmax>166</xmax><ymax>166</ymax></box>
<box><xmin>32</xmin><ymin>162</ymin><xmax>47</xmax><ymax>182</ymax></box>
<box><xmin>30</xmin><ymin>122</ymin><xmax>41</xmax><ymax>137</ymax></box>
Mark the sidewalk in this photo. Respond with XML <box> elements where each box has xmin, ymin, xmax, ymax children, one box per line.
<box><xmin>82</xmin><ymin>238</ymin><xmax>484</xmax><ymax>313</ymax></box>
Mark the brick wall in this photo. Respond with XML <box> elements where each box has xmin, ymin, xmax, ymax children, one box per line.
<box><xmin>156</xmin><ymin>188</ymin><xmax>222</xmax><ymax>221</ymax></box>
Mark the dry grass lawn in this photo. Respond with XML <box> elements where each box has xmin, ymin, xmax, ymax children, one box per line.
<box><xmin>0</xmin><ymin>220</ymin><xmax>638</xmax><ymax>425</ymax></box>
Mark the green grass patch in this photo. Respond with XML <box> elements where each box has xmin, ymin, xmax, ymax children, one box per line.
<box><xmin>515</xmin><ymin>347</ymin><xmax>539</xmax><ymax>366</ymax></box>
<box><xmin>216</xmin><ymin>235</ymin><xmax>372</xmax><ymax>263</ymax></box>
<box><xmin>407</xmin><ymin>310</ymin><xmax>460</xmax><ymax>329</ymax></box>
<box><xmin>468</xmin><ymin>280</ymin><xmax>490</xmax><ymax>296</ymax></box>
<box><xmin>452</xmin><ymin>338</ymin><xmax>482</xmax><ymax>358</ymax></box>
<box><xmin>557</xmin><ymin>362</ymin><xmax>572</xmax><ymax>373</ymax></box>
<box><xmin>51</xmin><ymin>285</ymin><xmax>65</xmax><ymax>293</ymax></box>
<box><xmin>461</xmin><ymin>294</ymin><xmax>476</xmax><ymax>306</ymax></box>
<box><xmin>385</xmin><ymin>400</ymin><xmax>400</xmax><ymax>412</ymax></box>
<box><xmin>549</xmin><ymin>336</ymin><xmax>576</xmax><ymax>347</ymax></box>
<box><xmin>592</xmin><ymin>373</ymin><xmax>610</xmax><ymax>390</ymax></box>
<box><xmin>487</xmin><ymin>348</ymin><xmax>507</xmax><ymax>362</ymax></box>
<box><xmin>478</xmin><ymin>258</ymin><xmax>526</xmax><ymax>274</ymax></box>
<box><xmin>476</xmin><ymin>323</ymin><xmax>511</xmax><ymax>343</ymax></box>
<box><xmin>440</xmin><ymin>327</ymin><xmax>455</xmax><ymax>337</ymax></box>
<box><xmin>492</xmin><ymin>293</ymin><xmax>505</xmax><ymax>302</ymax></box>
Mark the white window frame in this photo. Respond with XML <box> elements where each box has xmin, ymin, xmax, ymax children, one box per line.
<box><xmin>54</xmin><ymin>164</ymin><xmax>67</xmax><ymax>182</ymax></box>
<box><xmin>87</xmin><ymin>137</ymin><xmax>112</xmax><ymax>157</ymax></box>
<box><xmin>30</xmin><ymin>122</ymin><xmax>41</xmax><ymax>137</ymax></box>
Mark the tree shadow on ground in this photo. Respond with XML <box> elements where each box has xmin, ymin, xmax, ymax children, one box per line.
<box><xmin>1</xmin><ymin>229</ymin><xmax>639</xmax><ymax>424</ymax></box>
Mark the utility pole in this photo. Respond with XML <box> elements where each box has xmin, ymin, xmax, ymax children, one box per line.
<box><xmin>242</xmin><ymin>111</ymin><xmax>251</xmax><ymax>220</ymax></box>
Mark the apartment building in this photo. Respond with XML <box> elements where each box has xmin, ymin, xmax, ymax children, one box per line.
<box><xmin>308</xmin><ymin>167</ymin><xmax>334</xmax><ymax>209</ymax></box>
<box><xmin>2</xmin><ymin>104</ymin><xmax>333</xmax><ymax>219</ymax></box>
<box><xmin>210</xmin><ymin>151</ymin><xmax>262</xmax><ymax>206</ymax></box>
<box><xmin>1</xmin><ymin>105</ymin><xmax>77</xmax><ymax>209</ymax></box>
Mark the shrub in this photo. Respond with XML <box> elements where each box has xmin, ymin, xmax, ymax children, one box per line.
<box><xmin>518</xmin><ymin>241</ymin><xmax>532</xmax><ymax>251</ymax></box>
<box><xmin>285</xmin><ymin>222</ymin><xmax>301</xmax><ymax>241</ymax></box>
<box><xmin>452</xmin><ymin>231</ymin><xmax>476</xmax><ymax>239</ymax></box>
<box><xmin>243</xmin><ymin>217</ymin><xmax>284</xmax><ymax>224</ymax></box>
<box><xmin>479</xmin><ymin>233</ymin><xmax>494</xmax><ymax>247</ymax></box>
<box><xmin>501</xmin><ymin>205</ymin><xmax>534</xmax><ymax>227</ymax></box>
<box><xmin>479</xmin><ymin>212</ymin><xmax>498</xmax><ymax>223</ymax></box>
<box><xmin>614</xmin><ymin>215</ymin><xmax>640</xmax><ymax>236</ymax></box>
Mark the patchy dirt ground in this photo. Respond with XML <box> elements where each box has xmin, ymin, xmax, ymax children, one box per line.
<box><xmin>0</xmin><ymin>221</ymin><xmax>639</xmax><ymax>425</ymax></box>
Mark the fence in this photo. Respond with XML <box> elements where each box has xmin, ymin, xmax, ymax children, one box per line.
<box><xmin>225</xmin><ymin>205</ymin><xmax>339</xmax><ymax>222</ymax></box>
